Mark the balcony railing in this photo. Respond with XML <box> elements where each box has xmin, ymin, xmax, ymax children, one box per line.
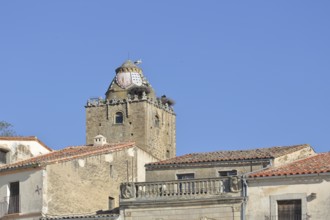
<box><xmin>0</xmin><ymin>195</ymin><xmax>20</xmax><ymax>217</ymax></box>
<box><xmin>120</xmin><ymin>177</ymin><xmax>242</xmax><ymax>200</ymax></box>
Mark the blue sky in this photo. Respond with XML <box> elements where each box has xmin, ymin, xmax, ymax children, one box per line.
<box><xmin>0</xmin><ymin>1</ymin><xmax>329</xmax><ymax>155</ymax></box>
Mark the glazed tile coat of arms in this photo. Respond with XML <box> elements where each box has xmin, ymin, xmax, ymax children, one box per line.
<box><xmin>116</xmin><ymin>71</ymin><xmax>142</xmax><ymax>89</ymax></box>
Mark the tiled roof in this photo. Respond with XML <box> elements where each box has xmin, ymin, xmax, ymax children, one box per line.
<box><xmin>148</xmin><ymin>144</ymin><xmax>311</xmax><ymax>166</ymax></box>
<box><xmin>0</xmin><ymin>142</ymin><xmax>135</xmax><ymax>172</ymax></box>
<box><xmin>0</xmin><ymin>136</ymin><xmax>52</xmax><ymax>151</ymax></box>
<box><xmin>249</xmin><ymin>152</ymin><xmax>330</xmax><ymax>178</ymax></box>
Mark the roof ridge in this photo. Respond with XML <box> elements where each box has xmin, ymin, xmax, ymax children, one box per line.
<box><xmin>183</xmin><ymin>144</ymin><xmax>310</xmax><ymax>155</ymax></box>
<box><xmin>148</xmin><ymin>144</ymin><xmax>312</xmax><ymax>166</ymax></box>
<box><xmin>0</xmin><ymin>142</ymin><xmax>136</xmax><ymax>172</ymax></box>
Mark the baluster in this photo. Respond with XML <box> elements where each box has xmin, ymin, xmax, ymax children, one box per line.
<box><xmin>193</xmin><ymin>180</ymin><xmax>197</xmax><ymax>194</ymax></box>
<box><xmin>220</xmin><ymin>180</ymin><xmax>224</xmax><ymax>193</ymax></box>
<box><xmin>152</xmin><ymin>184</ymin><xmax>156</xmax><ymax>197</ymax></box>
<box><xmin>215</xmin><ymin>180</ymin><xmax>219</xmax><ymax>194</ymax></box>
<box><xmin>147</xmin><ymin>184</ymin><xmax>151</xmax><ymax>197</ymax></box>
<box><xmin>188</xmin><ymin>180</ymin><xmax>192</xmax><ymax>194</ymax></box>
<box><xmin>142</xmin><ymin>184</ymin><xmax>146</xmax><ymax>197</ymax></box>
<box><xmin>205</xmin><ymin>180</ymin><xmax>209</xmax><ymax>194</ymax></box>
<box><xmin>137</xmin><ymin>184</ymin><xmax>140</xmax><ymax>198</ymax></box>
<box><xmin>141</xmin><ymin>185</ymin><xmax>145</xmax><ymax>198</ymax></box>
<box><xmin>156</xmin><ymin>183</ymin><xmax>159</xmax><ymax>197</ymax></box>
<box><xmin>210</xmin><ymin>180</ymin><xmax>213</xmax><ymax>194</ymax></box>
<box><xmin>201</xmin><ymin>180</ymin><xmax>204</xmax><ymax>194</ymax></box>
<box><xmin>174</xmin><ymin>182</ymin><xmax>178</xmax><ymax>196</ymax></box>
<box><xmin>151</xmin><ymin>184</ymin><xmax>154</xmax><ymax>197</ymax></box>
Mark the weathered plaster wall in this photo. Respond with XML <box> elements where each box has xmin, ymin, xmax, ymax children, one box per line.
<box><xmin>146</xmin><ymin>162</ymin><xmax>267</xmax><ymax>182</ymax></box>
<box><xmin>0</xmin><ymin>169</ymin><xmax>43</xmax><ymax>219</ymax></box>
<box><xmin>45</xmin><ymin>147</ymin><xmax>157</xmax><ymax>216</ymax></box>
<box><xmin>136</xmin><ymin>149</ymin><xmax>158</xmax><ymax>182</ymax></box>
<box><xmin>274</xmin><ymin>146</ymin><xmax>316</xmax><ymax>167</ymax></box>
<box><xmin>0</xmin><ymin>140</ymin><xmax>51</xmax><ymax>164</ymax></box>
<box><xmin>247</xmin><ymin>175</ymin><xmax>330</xmax><ymax>220</ymax></box>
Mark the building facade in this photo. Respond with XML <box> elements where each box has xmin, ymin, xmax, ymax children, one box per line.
<box><xmin>247</xmin><ymin>152</ymin><xmax>330</xmax><ymax>220</ymax></box>
<box><xmin>119</xmin><ymin>144</ymin><xmax>316</xmax><ymax>220</ymax></box>
<box><xmin>0</xmin><ymin>138</ymin><xmax>158</xmax><ymax>220</ymax></box>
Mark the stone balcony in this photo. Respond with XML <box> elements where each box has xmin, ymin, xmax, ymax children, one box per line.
<box><xmin>120</xmin><ymin>177</ymin><xmax>243</xmax><ymax>204</ymax></box>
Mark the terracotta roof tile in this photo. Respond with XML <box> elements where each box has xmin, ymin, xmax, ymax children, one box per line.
<box><xmin>0</xmin><ymin>136</ymin><xmax>52</xmax><ymax>151</ymax></box>
<box><xmin>0</xmin><ymin>142</ymin><xmax>135</xmax><ymax>172</ymax></box>
<box><xmin>249</xmin><ymin>152</ymin><xmax>330</xmax><ymax>178</ymax></box>
<box><xmin>148</xmin><ymin>144</ymin><xmax>310</xmax><ymax>166</ymax></box>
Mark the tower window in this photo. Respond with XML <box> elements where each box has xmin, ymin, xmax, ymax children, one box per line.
<box><xmin>155</xmin><ymin>115</ymin><xmax>160</xmax><ymax>127</ymax></box>
<box><xmin>115</xmin><ymin>112</ymin><xmax>123</xmax><ymax>124</ymax></box>
<box><xmin>166</xmin><ymin>150</ymin><xmax>170</xmax><ymax>158</ymax></box>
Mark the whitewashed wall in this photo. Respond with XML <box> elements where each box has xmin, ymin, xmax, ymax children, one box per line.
<box><xmin>0</xmin><ymin>139</ymin><xmax>51</xmax><ymax>163</ymax></box>
<box><xmin>247</xmin><ymin>175</ymin><xmax>330</xmax><ymax>220</ymax></box>
<box><xmin>0</xmin><ymin>169</ymin><xmax>44</xmax><ymax>219</ymax></box>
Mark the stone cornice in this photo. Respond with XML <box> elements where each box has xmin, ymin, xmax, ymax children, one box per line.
<box><xmin>86</xmin><ymin>96</ymin><xmax>175</xmax><ymax>114</ymax></box>
<box><xmin>120</xmin><ymin>196</ymin><xmax>244</xmax><ymax>209</ymax></box>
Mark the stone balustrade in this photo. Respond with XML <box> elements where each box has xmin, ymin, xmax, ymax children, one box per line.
<box><xmin>120</xmin><ymin>177</ymin><xmax>242</xmax><ymax>201</ymax></box>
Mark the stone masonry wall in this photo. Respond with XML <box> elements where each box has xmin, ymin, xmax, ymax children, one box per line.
<box><xmin>86</xmin><ymin>99</ymin><xmax>176</xmax><ymax>160</ymax></box>
<box><xmin>45</xmin><ymin>147</ymin><xmax>138</xmax><ymax>215</ymax></box>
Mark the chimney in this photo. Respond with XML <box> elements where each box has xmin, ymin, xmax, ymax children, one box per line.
<box><xmin>108</xmin><ymin>197</ymin><xmax>115</xmax><ymax>210</ymax></box>
<box><xmin>93</xmin><ymin>135</ymin><xmax>107</xmax><ymax>146</ymax></box>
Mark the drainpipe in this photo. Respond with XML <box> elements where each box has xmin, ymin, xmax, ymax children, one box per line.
<box><xmin>241</xmin><ymin>176</ymin><xmax>248</xmax><ymax>220</ymax></box>
<box><xmin>241</xmin><ymin>159</ymin><xmax>273</xmax><ymax>220</ymax></box>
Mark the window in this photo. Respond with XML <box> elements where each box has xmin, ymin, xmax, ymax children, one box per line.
<box><xmin>177</xmin><ymin>173</ymin><xmax>195</xmax><ymax>194</ymax></box>
<box><xmin>270</xmin><ymin>194</ymin><xmax>306</xmax><ymax>220</ymax></box>
<box><xmin>8</xmin><ymin>182</ymin><xmax>19</xmax><ymax>214</ymax></box>
<box><xmin>166</xmin><ymin>150</ymin><xmax>170</xmax><ymax>158</ymax></box>
<box><xmin>219</xmin><ymin>170</ymin><xmax>237</xmax><ymax>176</ymax></box>
<box><xmin>177</xmin><ymin>173</ymin><xmax>194</xmax><ymax>180</ymax></box>
<box><xmin>278</xmin><ymin>200</ymin><xmax>301</xmax><ymax>220</ymax></box>
<box><xmin>154</xmin><ymin>115</ymin><xmax>160</xmax><ymax>127</ymax></box>
<box><xmin>115</xmin><ymin>112</ymin><xmax>123</xmax><ymax>124</ymax></box>
<box><xmin>0</xmin><ymin>149</ymin><xmax>7</xmax><ymax>164</ymax></box>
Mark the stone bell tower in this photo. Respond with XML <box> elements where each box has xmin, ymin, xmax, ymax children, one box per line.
<box><xmin>85</xmin><ymin>60</ymin><xmax>176</xmax><ymax>160</ymax></box>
